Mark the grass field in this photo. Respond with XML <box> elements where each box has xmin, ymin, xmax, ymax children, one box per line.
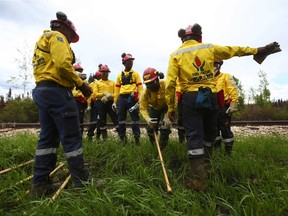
<box><xmin>0</xmin><ymin>131</ymin><xmax>287</xmax><ymax>216</ymax></box>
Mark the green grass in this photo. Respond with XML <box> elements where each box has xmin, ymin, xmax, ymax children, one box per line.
<box><xmin>0</xmin><ymin>131</ymin><xmax>288</xmax><ymax>215</ymax></box>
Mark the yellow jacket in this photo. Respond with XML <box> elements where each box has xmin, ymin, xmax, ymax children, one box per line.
<box><xmin>165</xmin><ymin>40</ymin><xmax>258</xmax><ymax>112</ymax></box>
<box><xmin>32</xmin><ymin>30</ymin><xmax>83</xmax><ymax>88</ymax></box>
<box><xmin>214</xmin><ymin>72</ymin><xmax>239</xmax><ymax>103</ymax></box>
<box><xmin>139</xmin><ymin>80</ymin><xmax>167</xmax><ymax>122</ymax></box>
<box><xmin>114</xmin><ymin>70</ymin><xmax>143</xmax><ymax>103</ymax></box>
<box><xmin>91</xmin><ymin>79</ymin><xmax>115</xmax><ymax>101</ymax></box>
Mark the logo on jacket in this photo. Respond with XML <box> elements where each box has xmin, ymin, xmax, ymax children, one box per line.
<box><xmin>192</xmin><ymin>56</ymin><xmax>205</xmax><ymax>71</ymax></box>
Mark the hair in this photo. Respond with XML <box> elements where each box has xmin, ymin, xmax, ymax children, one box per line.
<box><xmin>121</xmin><ymin>53</ymin><xmax>126</xmax><ymax>58</ymax></box>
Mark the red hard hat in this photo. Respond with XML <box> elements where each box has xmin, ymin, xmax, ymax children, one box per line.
<box><xmin>143</xmin><ymin>67</ymin><xmax>159</xmax><ymax>84</ymax></box>
<box><xmin>73</xmin><ymin>63</ymin><xmax>83</xmax><ymax>72</ymax></box>
<box><xmin>178</xmin><ymin>23</ymin><xmax>202</xmax><ymax>43</ymax></box>
<box><xmin>122</xmin><ymin>53</ymin><xmax>135</xmax><ymax>63</ymax></box>
<box><xmin>50</xmin><ymin>11</ymin><xmax>79</xmax><ymax>43</ymax></box>
<box><xmin>99</xmin><ymin>64</ymin><xmax>111</xmax><ymax>72</ymax></box>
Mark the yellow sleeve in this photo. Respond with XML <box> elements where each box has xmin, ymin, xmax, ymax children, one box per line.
<box><xmin>225</xmin><ymin>73</ymin><xmax>239</xmax><ymax>103</ymax></box>
<box><xmin>139</xmin><ymin>90</ymin><xmax>150</xmax><ymax>122</ymax></box>
<box><xmin>165</xmin><ymin>55</ymin><xmax>178</xmax><ymax>112</ymax></box>
<box><xmin>114</xmin><ymin>74</ymin><xmax>121</xmax><ymax>103</ymax></box>
<box><xmin>135</xmin><ymin>72</ymin><xmax>143</xmax><ymax>94</ymax></box>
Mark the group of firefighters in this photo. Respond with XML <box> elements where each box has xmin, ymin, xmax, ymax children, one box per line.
<box><xmin>30</xmin><ymin>11</ymin><xmax>281</xmax><ymax>196</ymax></box>
<box><xmin>72</xmin><ymin>56</ymin><xmax>239</xmax><ymax>156</ymax></box>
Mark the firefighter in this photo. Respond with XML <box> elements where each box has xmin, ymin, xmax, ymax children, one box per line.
<box><xmin>139</xmin><ymin>67</ymin><xmax>171</xmax><ymax>149</ymax></box>
<box><xmin>72</xmin><ymin>63</ymin><xmax>88</xmax><ymax>136</ymax></box>
<box><xmin>112</xmin><ymin>53</ymin><xmax>143</xmax><ymax>145</ymax></box>
<box><xmin>87</xmin><ymin>68</ymin><xmax>102</xmax><ymax>141</ymax></box>
<box><xmin>214</xmin><ymin>60</ymin><xmax>238</xmax><ymax>155</ymax></box>
<box><xmin>165</xmin><ymin>23</ymin><xmax>281</xmax><ymax>191</ymax></box>
<box><xmin>91</xmin><ymin>64</ymin><xmax>119</xmax><ymax>140</ymax></box>
<box><xmin>31</xmin><ymin>11</ymin><xmax>93</xmax><ymax>196</ymax></box>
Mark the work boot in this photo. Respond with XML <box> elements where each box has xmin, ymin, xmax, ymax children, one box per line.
<box><xmin>159</xmin><ymin>134</ymin><xmax>169</xmax><ymax>150</ymax></box>
<box><xmin>225</xmin><ymin>145</ymin><xmax>233</xmax><ymax>156</ymax></box>
<box><xmin>178</xmin><ymin>129</ymin><xmax>185</xmax><ymax>143</ymax></box>
<box><xmin>135</xmin><ymin>137</ymin><xmax>140</xmax><ymax>146</ymax></box>
<box><xmin>87</xmin><ymin>136</ymin><xmax>93</xmax><ymax>142</ymax></box>
<box><xmin>31</xmin><ymin>181</ymin><xmax>61</xmax><ymax>198</ymax></box>
<box><xmin>185</xmin><ymin>159</ymin><xmax>207</xmax><ymax>191</ymax></box>
<box><xmin>120</xmin><ymin>136</ymin><xmax>127</xmax><ymax>144</ymax></box>
<box><xmin>101</xmin><ymin>130</ymin><xmax>108</xmax><ymax>140</ymax></box>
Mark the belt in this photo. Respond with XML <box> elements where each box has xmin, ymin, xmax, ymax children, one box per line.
<box><xmin>120</xmin><ymin>94</ymin><xmax>131</xmax><ymax>98</ymax></box>
<box><xmin>36</xmin><ymin>80</ymin><xmax>68</xmax><ymax>89</ymax></box>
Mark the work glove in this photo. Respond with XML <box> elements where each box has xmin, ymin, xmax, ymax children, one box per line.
<box><xmin>148</xmin><ymin>118</ymin><xmax>158</xmax><ymax>129</ymax></box>
<box><xmin>160</xmin><ymin>119</ymin><xmax>172</xmax><ymax>130</ymax></box>
<box><xmin>103</xmin><ymin>91</ymin><xmax>112</xmax><ymax>100</ymax></box>
<box><xmin>226</xmin><ymin>101</ymin><xmax>238</xmax><ymax>114</ymax></box>
<box><xmin>101</xmin><ymin>96</ymin><xmax>108</xmax><ymax>104</ymax></box>
<box><xmin>168</xmin><ymin>111</ymin><xmax>176</xmax><ymax>123</ymax></box>
<box><xmin>79</xmin><ymin>82</ymin><xmax>92</xmax><ymax>98</ymax></box>
<box><xmin>253</xmin><ymin>42</ymin><xmax>281</xmax><ymax>64</ymax></box>
<box><xmin>112</xmin><ymin>103</ymin><xmax>118</xmax><ymax>112</ymax></box>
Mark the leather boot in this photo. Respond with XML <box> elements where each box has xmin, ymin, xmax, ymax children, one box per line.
<box><xmin>159</xmin><ymin>134</ymin><xmax>169</xmax><ymax>150</ymax></box>
<box><xmin>225</xmin><ymin>145</ymin><xmax>233</xmax><ymax>156</ymax></box>
<box><xmin>31</xmin><ymin>180</ymin><xmax>61</xmax><ymax>198</ymax></box>
<box><xmin>135</xmin><ymin>137</ymin><xmax>140</xmax><ymax>146</ymax></box>
<box><xmin>178</xmin><ymin>129</ymin><xmax>185</xmax><ymax>143</ymax></box>
<box><xmin>185</xmin><ymin>159</ymin><xmax>207</xmax><ymax>191</ymax></box>
<box><xmin>101</xmin><ymin>130</ymin><xmax>108</xmax><ymax>140</ymax></box>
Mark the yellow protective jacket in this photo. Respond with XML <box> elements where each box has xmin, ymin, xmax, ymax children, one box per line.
<box><xmin>91</xmin><ymin>79</ymin><xmax>115</xmax><ymax>101</ymax></box>
<box><xmin>32</xmin><ymin>30</ymin><xmax>83</xmax><ymax>88</ymax></box>
<box><xmin>165</xmin><ymin>40</ymin><xmax>258</xmax><ymax>112</ymax></box>
<box><xmin>139</xmin><ymin>80</ymin><xmax>167</xmax><ymax>122</ymax></box>
<box><xmin>214</xmin><ymin>72</ymin><xmax>239</xmax><ymax>103</ymax></box>
<box><xmin>114</xmin><ymin>70</ymin><xmax>143</xmax><ymax>103</ymax></box>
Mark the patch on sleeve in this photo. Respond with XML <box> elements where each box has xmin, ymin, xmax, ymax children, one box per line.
<box><xmin>56</xmin><ymin>36</ymin><xmax>64</xmax><ymax>42</ymax></box>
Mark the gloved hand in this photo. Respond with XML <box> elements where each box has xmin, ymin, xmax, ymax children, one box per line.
<box><xmin>103</xmin><ymin>91</ymin><xmax>112</xmax><ymax>100</ymax></box>
<box><xmin>253</xmin><ymin>42</ymin><xmax>281</xmax><ymax>64</ymax></box>
<box><xmin>226</xmin><ymin>101</ymin><xmax>238</xmax><ymax>114</ymax></box>
<box><xmin>86</xmin><ymin>105</ymin><xmax>91</xmax><ymax>111</ymax></box>
<box><xmin>148</xmin><ymin>118</ymin><xmax>158</xmax><ymax>128</ymax></box>
<box><xmin>112</xmin><ymin>103</ymin><xmax>118</xmax><ymax>112</ymax></box>
<box><xmin>161</xmin><ymin>119</ymin><xmax>172</xmax><ymax>129</ymax></box>
<box><xmin>101</xmin><ymin>96</ymin><xmax>108</xmax><ymax>104</ymax></box>
<box><xmin>79</xmin><ymin>82</ymin><xmax>92</xmax><ymax>98</ymax></box>
<box><xmin>168</xmin><ymin>111</ymin><xmax>176</xmax><ymax>123</ymax></box>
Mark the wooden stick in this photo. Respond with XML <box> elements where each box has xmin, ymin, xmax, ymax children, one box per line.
<box><xmin>49</xmin><ymin>174</ymin><xmax>71</xmax><ymax>203</ymax></box>
<box><xmin>50</xmin><ymin>162</ymin><xmax>65</xmax><ymax>176</ymax></box>
<box><xmin>0</xmin><ymin>159</ymin><xmax>34</xmax><ymax>175</ymax></box>
<box><xmin>153</xmin><ymin>131</ymin><xmax>172</xmax><ymax>193</ymax></box>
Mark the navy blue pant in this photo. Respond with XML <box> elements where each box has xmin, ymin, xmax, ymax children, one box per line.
<box><xmin>182</xmin><ymin>91</ymin><xmax>219</xmax><ymax>160</ymax></box>
<box><xmin>117</xmin><ymin>95</ymin><xmax>140</xmax><ymax>140</ymax></box>
<box><xmin>87</xmin><ymin>101</ymin><xmax>101</xmax><ymax>138</ymax></box>
<box><xmin>98</xmin><ymin>100</ymin><xmax>119</xmax><ymax>134</ymax></box>
<box><xmin>32</xmin><ymin>86</ymin><xmax>89</xmax><ymax>187</ymax></box>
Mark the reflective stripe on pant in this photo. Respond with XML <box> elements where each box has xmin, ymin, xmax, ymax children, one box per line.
<box><xmin>217</xmin><ymin>105</ymin><xmax>234</xmax><ymax>147</ymax></box>
<box><xmin>87</xmin><ymin>100</ymin><xmax>101</xmax><ymax>137</ymax></box>
<box><xmin>117</xmin><ymin>95</ymin><xmax>140</xmax><ymax>139</ymax></box>
<box><xmin>182</xmin><ymin>92</ymin><xmax>219</xmax><ymax>160</ymax></box>
<box><xmin>32</xmin><ymin>86</ymin><xmax>89</xmax><ymax>185</ymax></box>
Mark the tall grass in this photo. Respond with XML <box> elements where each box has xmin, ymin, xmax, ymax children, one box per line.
<box><xmin>0</xmin><ymin>131</ymin><xmax>287</xmax><ymax>215</ymax></box>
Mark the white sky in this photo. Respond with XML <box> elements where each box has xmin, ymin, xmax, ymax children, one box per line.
<box><xmin>1</xmin><ymin>0</ymin><xmax>288</xmax><ymax>101</ymax></box>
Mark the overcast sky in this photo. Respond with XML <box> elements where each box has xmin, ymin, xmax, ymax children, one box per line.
<box><xmin>1</xmin><ymin>0</ymin><xmax>288</xmax><ymax>101</ymax></box>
